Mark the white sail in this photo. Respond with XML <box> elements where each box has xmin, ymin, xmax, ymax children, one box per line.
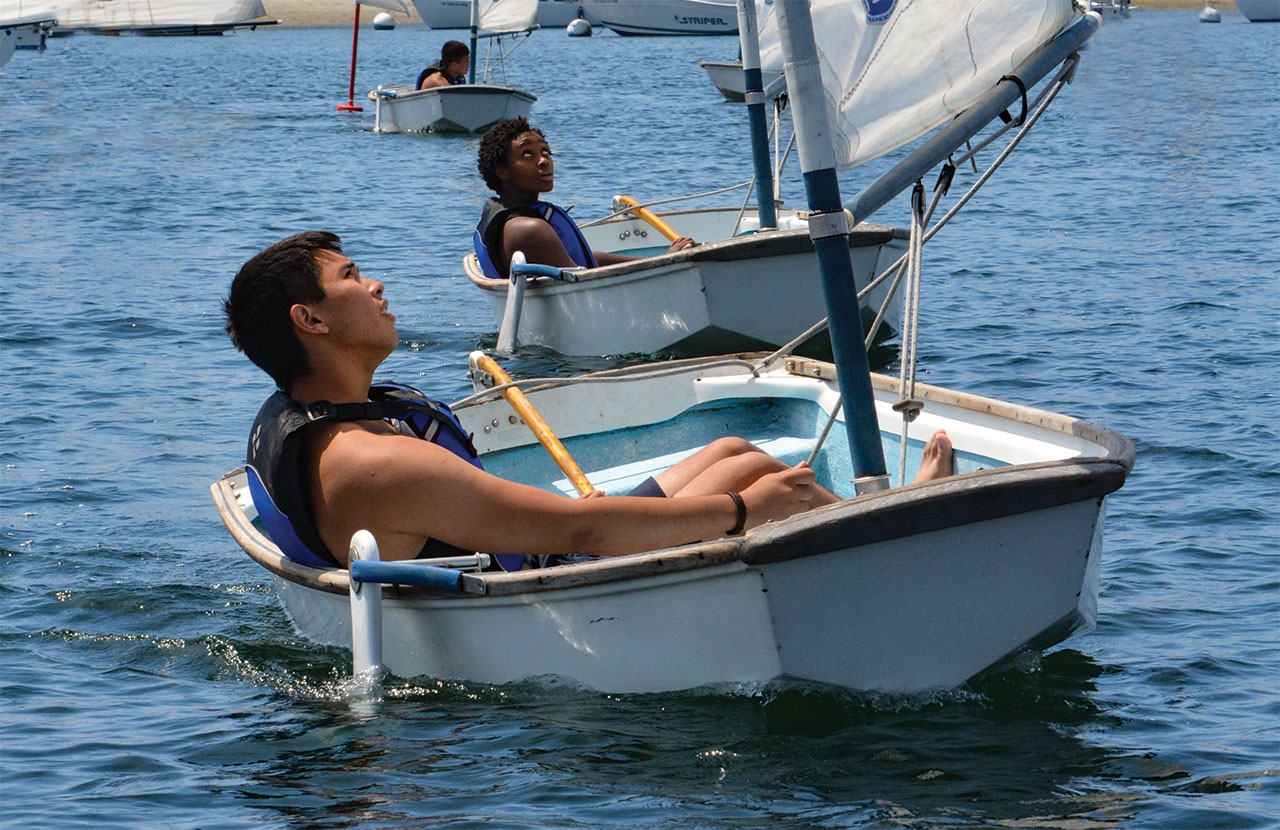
<box><xmin>803</xmin><ymin>0</ymin><xmax>1077</xmax><ymax>169</ymax></box>
<box><xmin>478</xmin><ymin>0</ymin><xmax>537</xmax><ymax>35</ymax></box>
<box><xmin>360</xmin><ymin>0</ymin><xmax>408</xmax><ymax>12</ymax></box>
<box><xmin>757</xmin><ymin>0</ymin><xmax>782</xmax><ymax>73</ymax></box>
<box><xmin>50</xmin><ymin>0</ymin><xmax>269</xmax><ymax>30</ymax></box>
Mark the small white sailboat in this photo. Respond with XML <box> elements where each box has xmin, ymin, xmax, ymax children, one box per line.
<box><xmin>1233</xmin><ymin>0</ymin><xmax>1280</xmax><ymax>21</ymax></box>
<box><xmin>578</xmin><ymin>0</ymin><xmax>738</xmax><ymax>35</ymax></box>
<box><xmin>699</xmin><ymin>0</ymin><xmax>781</xmax><ymax>99</ymax></box>
<box><xmin>214</xmin><ymin>0</ymin><xmax>1128</xmax><ymax>696</ymax></box>
<box><xmin>698</xmin><ymin>59</ymin><xmax>782</xmax><ymax>100</ymax></box>
<box><xmin>46</xmin><ymin>0</ymin><xmax>276</xmax><ymax>34</ymax></box>
<box><xmin>370</xmin><ymin>0</ymin><xmax>538</xmax><ymax>133</ymax></box>
<box><xmin>213</xmin><ymin>351</ymin><xmax>1131</xmax><ymax>694</ymax></box>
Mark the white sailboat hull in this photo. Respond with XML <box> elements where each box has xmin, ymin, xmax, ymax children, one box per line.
<box><xmin>467</xmin><ymin>208</ymin><xmax>905</xmax><ymax>356</ymax></box>
<box><xmin>1234</xmin><ymin>0</ymin><xmax>1280</xmax><ymax>20</ymax></box>
<box><xmin>371</xmin><ymin>83</ymin><xmax>536</xmax><ymax>133</ymax></box>
<box><xmin>213</xmin><ymin>357</ymin><xmax>1131</xmax><ymax>694</ymax></box>
<box><xmin>579</xmin><ymin>0</ymin><xmax>737</xmax><ymax>35</ymax></box>
<box><xmin>698</xmin><ymin>59</ymin><xmax>783</xmax><ymax>102</ymax></box>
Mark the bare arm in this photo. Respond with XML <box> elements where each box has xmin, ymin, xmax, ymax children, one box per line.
<box><xmin>308</xmin><ymin>424</ymin><xmax>816</xmax><ymax>565</ymax></box>
<box><xmin>501</xmin><ymin>216</ymin><xmax>695</xmax><ymax>273</ymax></box>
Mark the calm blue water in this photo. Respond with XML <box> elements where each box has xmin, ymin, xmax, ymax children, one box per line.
<box><xmin>3</xmin><ymin>10</ymin><xmax>1278</xmax><ymax>827</ymax></box>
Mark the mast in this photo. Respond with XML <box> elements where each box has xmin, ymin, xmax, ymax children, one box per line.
<box><xmin>773</xmin><ymin>0</ymin><xmax>888</xmax><ymax>493</ymax></box>
<box><xmin>468</xmin><ymin>0</ymin><xmax>480</xmax><ymax>83</ymax></box>
<box><xmin>736</xmin><ymin>0</ymin><xmax>777</xmax><ymax>230</ymax></box>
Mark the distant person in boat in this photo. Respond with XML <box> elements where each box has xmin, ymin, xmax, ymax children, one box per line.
<box><xmin>416</xmin><ymin>40</ymin><xmax>469</xmax><ymax>91</ymax></box>
<box><xmin>226</xmin><ymin>231</ymin><xmax>935</xmax><ymax>570</ymax></box>
<box><xmin>474</xmin><ymin>116</ymin><xmax>697</xmax><ymax>279</ymax></box>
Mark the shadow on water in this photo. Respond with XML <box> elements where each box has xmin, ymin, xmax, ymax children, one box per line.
<box><xmin>204</xmin><ymin>646</ymin><xmax>1194</xmax><ymax>828</ymax></box>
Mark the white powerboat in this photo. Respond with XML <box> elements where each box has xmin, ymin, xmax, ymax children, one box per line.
<box><xmin>1234</xmin><ymin>0</ymin><xmax>1280</xmax><ymax>21</ymax></box>
<box><xmin>1</xmin><ymin>6</ymin><xmax>57</xmax><ymax>65</ymax></box>
<box><xmin>579</xmin><ymin>0</ymin><xmax>737</xmax><ymax>35</ymax></box>
<box><xmin>47</xmin><ymin>0</ymin><xmax>275</xmax><ymax>34</ymax></box>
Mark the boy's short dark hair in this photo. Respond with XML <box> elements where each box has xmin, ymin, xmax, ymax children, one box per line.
<box><xmin>477</xmin><ymin>116</ymin><xmax>545</xmax><ymax>194</ymax></box>
<box><xmin>224</xmin><ymin>231</ymin><xmax>343</xmax><ymax>392</ymax></box>
<box><xmin>441</xmin><ymin>39</ymin><xmax>469</xmax><ymax>63</ymax></box>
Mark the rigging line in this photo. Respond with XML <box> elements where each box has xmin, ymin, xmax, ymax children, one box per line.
<box><xmin>734</xmin><ymin>108</ymin><xmax>784</xmax><ymax>235</ymax></box>
<box><xmin>925</xmin><ymin>64</ymin><xmax>1075</xmax><ymax>243</ymax></box>
<box><xmin>575</xmin><ymin>182</ymin><xmax>753</xmax><ymax>229</ymax></box>
<box><xmin>951</xmin><ymin>60</ymin><xmax>1072</xmax><ymax>169</ymax></box>
<box><xmin>896</xmin><ymin>182</ymin><xmax>926</xmax><ymax>486</ymax></box>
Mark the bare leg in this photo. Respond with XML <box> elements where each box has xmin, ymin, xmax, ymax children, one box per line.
<box><xmin>913</xmin><ymin>430</ymin><xmax>954</xmax><ymax>484</ymax></box>
<box><xmin>658</xmin><ymin>437</ymin><xmax>839</xmax><ymax>506</ymax></box>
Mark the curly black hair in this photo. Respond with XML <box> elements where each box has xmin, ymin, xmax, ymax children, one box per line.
<box><xmin>477</xmin><ymin>116</ymin><xmax>546</xmax><ymax>195</ymax></box>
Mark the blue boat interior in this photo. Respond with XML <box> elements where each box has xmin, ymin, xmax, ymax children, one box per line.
<box><xmin>480</xmin><ymin>396</ymin><xmax>999</xmax><ymax>499</ymax></box>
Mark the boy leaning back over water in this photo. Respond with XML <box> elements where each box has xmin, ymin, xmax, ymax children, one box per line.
<box><xmin>220</xmin><ymin>231</ymin><xmax>931</xmax><ymax>569</ymax></box>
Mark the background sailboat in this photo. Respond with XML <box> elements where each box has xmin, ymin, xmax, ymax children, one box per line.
<box><xmin>369</xmin><ymin>0</ymin><xmax>538</xmax><ymax>132</ymax></box>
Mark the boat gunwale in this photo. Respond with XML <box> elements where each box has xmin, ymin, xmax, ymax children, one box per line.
<box><xmin>212</xmin><ymin>356</ymin><xmax>1133</xmax><ymax>599</ymax></box>
<box><xmin>463</xmin><ymin>224</ymin><xmax>899</xmax><ymax>290</ymax></box>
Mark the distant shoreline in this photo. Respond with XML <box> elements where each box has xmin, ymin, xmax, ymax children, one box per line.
<box><xmin>262</xmin><ymin>0</ymin><xmax>1234</xmax><ymax>28</ymax></box>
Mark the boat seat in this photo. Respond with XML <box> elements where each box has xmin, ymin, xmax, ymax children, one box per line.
<box><xmin>551</xmin><ymin>436</ymin><xmax>817</xmax><ymax>496</ymax></box>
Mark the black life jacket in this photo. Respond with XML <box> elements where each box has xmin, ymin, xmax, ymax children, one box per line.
<box><xmin>245</xmin><ymin>382</ymin><xmax>521</xmax><ymax>571</ymax></box>
<box><xmin>416</xmin><ymin>61</ymin><xmax>465</xmax><ymax>90</ymax></box>
<box><xmin>473</xmin><ymin>196</ymin><xmax>598</xmax><ymax>279</ymax></box>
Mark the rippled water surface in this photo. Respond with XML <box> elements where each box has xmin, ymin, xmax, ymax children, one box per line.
<box><xmin>2</xmin><ymin>10</ymin><xmax>1278</xmax><ymax>828</ymax></box>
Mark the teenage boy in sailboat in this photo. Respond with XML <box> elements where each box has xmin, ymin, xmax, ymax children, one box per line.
<box><xmin>474</xmin><ymin>117</ymin><xmax>697</xmax><ymax>279</ymax></box>
<box><xmin>416</xmin><ymin>40</ymin><xmax>469</xmax><ymax>91</ymax></box>
<box><xmin>225</xmin><ymin>231</ymin><xmax>932</xmax><ymax>570</ymax></box>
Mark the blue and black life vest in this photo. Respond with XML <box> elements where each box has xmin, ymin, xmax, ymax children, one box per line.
<box><xmin>473</xmin><ymin>197</ymin><xmax>598</xmax><ymax>279</ymax></box>
<box><xmin>416</xmin><ymin>61</ymin><xmax>465</xmax><ymax>90</ymax></box>
<box><xmin>245</xmin><ymin>382</ymin><xmax>522</xmax><ymax>571</ymax></box>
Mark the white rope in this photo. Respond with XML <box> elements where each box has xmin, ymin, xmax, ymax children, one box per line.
<box><xmin>896</xmin><ymin>183</ymin><xmax>926</xmax><ymax>486</ymax></box>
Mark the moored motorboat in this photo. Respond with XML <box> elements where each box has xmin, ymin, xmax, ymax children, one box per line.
<box><xmin>1</xmin><ymin>7</ymin><xmax>57</xmax><ymax>65</ymax></box>
<box><xmin>1233</xmin><ymin>0</ymin><xmax>1280</xmax><ymax>21</ymax></box>
<box><xmin>579</xmin><ymin>0</ymin><xmax>738</xmax><ymax>35</ymax></box>
<box><xmin>47</xmin><ymin>0</ymin><xmax>276</xmax><ymax>35</ymax></box>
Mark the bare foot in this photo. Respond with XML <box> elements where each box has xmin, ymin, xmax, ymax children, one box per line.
<box><xmin>912</xmin><ymin>430</ymin><xmax>954</xmax><ymax>484</ymax></box>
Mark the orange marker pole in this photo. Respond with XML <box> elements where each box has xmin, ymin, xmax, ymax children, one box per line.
<box><xmin>337</xmin><ymin>3</ymin><xmax>364</xmax><ymax>112</ymax></box>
